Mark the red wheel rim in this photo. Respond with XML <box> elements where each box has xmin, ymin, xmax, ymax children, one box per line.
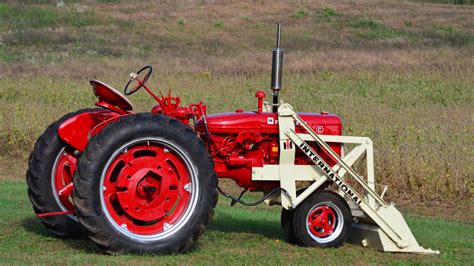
<box><xmin>307</xmin><ymin>205</ymin><xmax>337</xmax><ymax>238</ymax></box>
<box><xmin>102</xmin><ymin>140</ymin><xmax>192</xmax><ymax>236</ymax></box>
<box><xmin>52</xmin><ymin>147</ymin><xmax>77</xmax><ymax>212</ymax></box>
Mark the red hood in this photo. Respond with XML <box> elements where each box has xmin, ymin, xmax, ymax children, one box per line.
<box><xmin>197</xmin><ymin>111</ymin><xmax>342</xmax><ymax>135</ymax></box>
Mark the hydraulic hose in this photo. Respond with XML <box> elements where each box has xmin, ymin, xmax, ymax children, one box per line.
<box><xmin>217</xmin><ymin>186</ymin><xmax>291</xmax><ymax>207</ymax></box>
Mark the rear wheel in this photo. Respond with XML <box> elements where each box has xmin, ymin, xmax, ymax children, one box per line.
<box><xmin>293</xmin><ymin>191</ymin><xmax>351</xmax><ymax>248</ymax></box>
<box><xmin>73</xmin><ymin>113</ymin><xmax>217</xmax><ymax>254</ymax></box>
<box><xmin>281</xmin><ymin>208</ymin><xmax>297</xmax><ymax>244</ymax></box>
<box><xmin>26</xmin><ymin>108</ymin><xmax>95</xmax><ymax>237</ymax></box>
<box><xmin>280</xmin><ymin>188</ymin><xmax>307</xmax><ymax>244</ymax></box>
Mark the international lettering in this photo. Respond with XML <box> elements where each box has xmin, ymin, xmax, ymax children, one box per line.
<box><xmin>299</xmin><ymin>142</ymin><xmax>362</xmax><ymax>205</ymax></box>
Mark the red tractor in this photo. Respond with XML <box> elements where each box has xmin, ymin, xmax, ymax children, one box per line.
<box><xmin>26</xmin><ymin>25</ymin><xmax>437</xmax><ymax>255</ymax></box>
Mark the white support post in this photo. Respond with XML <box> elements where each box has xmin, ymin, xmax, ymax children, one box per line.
<box><xmin>365</xmin><ymin>139</ymin><xmax>376</xmax><ymax>208</ymax></box>
<box><xmin>277</xmin><ymin>105</ymin><xmax>297</xmax><ymax>209</ymax></box>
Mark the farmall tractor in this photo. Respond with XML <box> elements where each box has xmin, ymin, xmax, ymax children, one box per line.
<box><xmin>27</xmin><ymin>25</ymin><xmax>438</xmax><ymax>255</ymax></box>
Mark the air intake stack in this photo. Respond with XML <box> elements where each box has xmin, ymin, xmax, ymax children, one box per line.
<box><xmin>271</xmin><ymin>24</ymin><xmax>284</xmax><ymax>113</ymax></box>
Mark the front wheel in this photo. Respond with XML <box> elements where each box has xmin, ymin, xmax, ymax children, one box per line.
<box><xmin>73</xmin><ymin>113</ymin><xmax>217</xmax><ymax>254</ymax></box>
<box><xmin>293</xmin><ymin>191</ymin><xmax>351</xmax><ymax>248</ymax></box>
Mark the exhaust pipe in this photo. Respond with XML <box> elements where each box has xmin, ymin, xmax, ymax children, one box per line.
<box><xmin>271</xmin><ymin>24</ymin><xmax>284</xmax><ymax>112</ymax></box>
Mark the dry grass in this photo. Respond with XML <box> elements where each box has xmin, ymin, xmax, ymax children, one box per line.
<box><xmin>0</xmin><ymin>0</ymin><xmax>473</xmax><ymax>207</ymax></box>
<box><xmin>1</xmin><ymin>0</ymin><xmax>473</xmax><ymax>71</ymax></box>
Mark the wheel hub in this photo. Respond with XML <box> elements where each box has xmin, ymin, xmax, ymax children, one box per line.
<box><xmin>307</xmin><ymin>205</ymin><xmax>336</xmax><ymax>238</ymax></box>
<box><xmin>135</xmin><ymin>171</ymin><xmax>161</xmax><ymax>198</ymax></box>
<box><xmin>116</xmin><ymin>159</ymin><xmax>180</xmax><ymax>221</ymax></box>
<box><xmin>102</xmin><ymin>141</ymin><xmax>192</xmax><ymax>235</ymax></box>
<box><xmin>139</xmin><ymin>183</ymin><xmax>157</xmax><ymax>197</ymax></box>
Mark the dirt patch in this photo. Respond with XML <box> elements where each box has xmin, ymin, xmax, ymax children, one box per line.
<box><xmin>0</xmin><ymin>156</ymin><xmax>27</xmax><ymax>182</ymax></box>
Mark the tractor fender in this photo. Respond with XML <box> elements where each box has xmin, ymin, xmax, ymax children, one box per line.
<box><xmin>58</xmin><ymin>109</ymin><xmax>128</xmax><ymax>151</ymax></box>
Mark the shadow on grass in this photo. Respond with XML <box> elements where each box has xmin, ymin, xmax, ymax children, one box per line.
<box><xmin>21</xmin><ymin>209</ymin><xmax>283</xmax><ymax>254</ymax></box>
<box><xmin>21</xmin><ymin>216</ymin><xmax>102</xmax><ymax>254</ymax></box>
<box><xmin>208</xmin><ymin>211</ymin><xmax>283</xmax><ymax>240</ymax></box>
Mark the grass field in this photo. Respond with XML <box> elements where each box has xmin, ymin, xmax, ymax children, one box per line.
<box><xmin>0</xmin><ymin>0</ymin><xmax>473</xmax><ymax>264</ymax></box>
<box><xmin>1</xmin><ymin>180</ymin><xmax>473</xmax><ymax>264</ymax></box>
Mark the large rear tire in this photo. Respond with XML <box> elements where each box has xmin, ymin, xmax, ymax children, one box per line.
<box><xmin>280</xmin><ymin>188</ymin><xmax>307</xmax><ymax>244</ymax></box>
<box><xmin>26</xmin><ymin>108</ymin><xmax>95</xmax><ymax>237</ymax></box>
<box><xmin>281</xmin><ymin>208</ymin><xmax>298</xmax><ymax>244</ymax></box>
<box><xmin>73</xmin><ymin>113</ymin><xmax>218</xmax><ymax>254</ymax></box>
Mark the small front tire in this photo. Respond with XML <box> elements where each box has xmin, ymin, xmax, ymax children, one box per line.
<box><xmin>293</xmin><ymin>191</ymin><xmax>351</xmax><ymax>248</ymax></box>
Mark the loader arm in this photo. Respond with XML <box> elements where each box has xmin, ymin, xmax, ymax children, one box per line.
<box><xmin>251</xmin><ymin>102</ymin><xmax>439</xmax><ymax>254</ymax></box>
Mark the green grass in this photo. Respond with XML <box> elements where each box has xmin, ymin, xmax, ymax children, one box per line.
<box><xmin>0</xmin><ymin>3</ymin><xmax>100</xmax><ymax>30</ymax></box>
<box><xmin>0</xmin><ymin>181</ymin><xmax>472</xmax><ymax>264</ymax></box>
<box><xmin>290</xmin><ymin>9</ymin><xmax>310</xmax><ymax>19</ymax></box>
<box><xmin>323</xmin><ymin>7</ymin><xmax>338</xmax><ymax>18</ymax></box>
<box><xmin>421</xmin><ymin>24</ymin><xmax>474</xmax><ymax>47</ymax></box>
<box><xmin>350</xmin><ymin>18</ymin><xmax>408</xmax><ymax>39</ymax></box>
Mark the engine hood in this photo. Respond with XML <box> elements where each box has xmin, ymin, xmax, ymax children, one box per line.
<box><xmin>197</xmin><ymin>111</ymin><xmax>342</xmax><ymax>135</ymax></box>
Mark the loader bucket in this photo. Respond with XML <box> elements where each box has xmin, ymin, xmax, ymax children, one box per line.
<box><xmin>349</xmin><ymin>205</ymin><xmax>440</xmax><ymax>254</ymax></box>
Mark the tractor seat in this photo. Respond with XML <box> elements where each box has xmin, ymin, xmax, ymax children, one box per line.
<box><xmin>90</xmin><ymin>80</ymin><xmax>134</xmax><ymax>111</ymax></box>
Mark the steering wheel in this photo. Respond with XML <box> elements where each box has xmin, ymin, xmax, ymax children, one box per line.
<box><xmin>124</xmin><ymin>65</ymin><xmax>153</xmax><ymax>95</ymax></box>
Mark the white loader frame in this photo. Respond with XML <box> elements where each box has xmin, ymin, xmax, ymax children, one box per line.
<box><xmin>252</xmin><ymin>103</ymin><xmax>438</xmax><ymax>254</ymax></box>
